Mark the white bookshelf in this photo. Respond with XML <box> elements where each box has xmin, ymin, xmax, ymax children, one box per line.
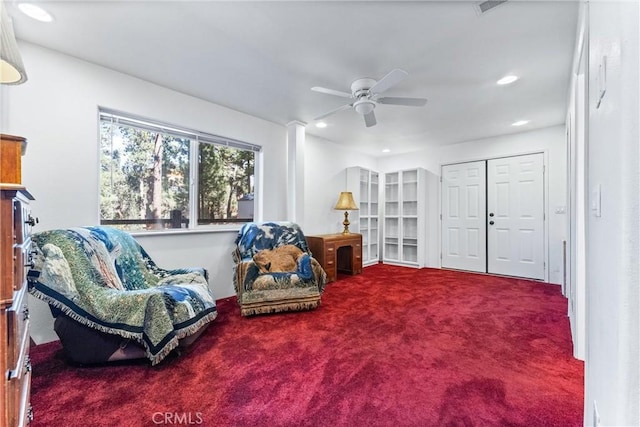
<box><xmin>346</xmin><ymin>166</ymin><xmax>380</xmax><ymax>266</ymax></box>
<box><xmin>382</xmin><ymin>168</ymin><xmax>427</xmax><ymax>267</ymax></box>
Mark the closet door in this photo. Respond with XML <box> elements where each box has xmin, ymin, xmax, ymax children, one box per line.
<box><xmin>487</xmin><ymin>153</ymin><xmax>544</xmax><ymax>280</ymax></box>
<box><xmin>441</xmin><ymin>161</ymin><xmax>487</xmax><ymax>272</ymax></box>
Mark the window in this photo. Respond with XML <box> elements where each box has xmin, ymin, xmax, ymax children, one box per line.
<box><xmin>99</xmin><ymin>108</ymin><xmax>260</xmax><ymax>231</ymax></box>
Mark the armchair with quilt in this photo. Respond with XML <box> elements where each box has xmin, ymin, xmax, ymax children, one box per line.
<box><xmin>27</xmin><ymin>226</ymin><xmax>218</xmax><ymax>365</ymax></box>
<box><xmin>232</xmin><ymin>222</ymin><xmax>326</xmax><ymax>316</ymax></box>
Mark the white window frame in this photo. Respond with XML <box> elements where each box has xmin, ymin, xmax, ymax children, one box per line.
<box><xmin>98</xmin><ymin>107</ymin><xmax>262</xmax><ymax>233</ymax></box>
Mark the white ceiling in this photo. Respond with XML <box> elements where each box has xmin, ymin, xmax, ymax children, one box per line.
<box><xmin>9</xmin><ymin>1</ymin><xmax>579</xmax><ymax>157</ymax></box>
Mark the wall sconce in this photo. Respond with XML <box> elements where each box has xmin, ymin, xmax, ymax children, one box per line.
<box><xmin>334</xmin><ymin>191</ymin><xmax>358</xmax><ymax>234</ymax></box>
<box><xmin>1</xmin><ymin>7</ymin><xmax>28</xmax><ymax>84</ymax></box>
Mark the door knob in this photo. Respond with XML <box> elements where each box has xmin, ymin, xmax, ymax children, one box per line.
<box><xmin>489</xmin><ymin>213</ymin><xmax>494</xmax><ymax>217</ymax></box>
<box><xmin>489</xmin><ymin>221</ymin><xmax>495</xmax><ymax>225</ymax></box>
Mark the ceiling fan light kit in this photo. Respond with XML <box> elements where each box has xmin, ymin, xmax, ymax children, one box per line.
<box><xmin>311</xmin><ymin>68</ymin><xmax>427</xmax><ymax>128</ymax></box>
<box><xmin>353</xmin><ymin>99</ymin><xmax>375</xmax><ymax>115</ymax></box>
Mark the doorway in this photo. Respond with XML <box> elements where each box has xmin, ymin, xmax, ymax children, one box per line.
<box><xmin>441</xmin><ymin>153</ymin><xmax>545</xmax><ymax>280</ymax></box>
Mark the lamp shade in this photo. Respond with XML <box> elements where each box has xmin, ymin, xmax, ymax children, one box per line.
<box><xmin>334</xmin><ymin>191</ymin><xmax>358</xmax><ymax>210</ymax></box>
<box><xmin>1</xmin><ymin>7</ymin><xmax>28</xmax><ymax>85</ymax></box>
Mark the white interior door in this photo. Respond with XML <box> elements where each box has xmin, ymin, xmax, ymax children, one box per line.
<box><xmin>441</xmin><ymin>161</ymin><xmax>486</xmax><ymax>272</ymax></box>
<box><xmin>487</xmin><ymin>153</ymin><xmax>545</xmax><ymax>280</ymax></box>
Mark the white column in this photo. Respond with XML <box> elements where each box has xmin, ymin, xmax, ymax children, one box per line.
<box><xmin>286</xmin><ymin>121</ymin><xmax>306</xmax><ymax>226</ymax></box>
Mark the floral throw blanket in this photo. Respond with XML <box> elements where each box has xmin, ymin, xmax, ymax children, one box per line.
<box><xmin>28</xmin><ymin>226</ymin><xmax>217</xmax><ymax>365</ymax></box>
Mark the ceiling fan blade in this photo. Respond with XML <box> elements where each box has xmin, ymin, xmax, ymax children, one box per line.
<box><xmin>369</xmin><ymin>69</ymin><xmax>408</xmax><ymax>95</ymax></box>
<box><xmin>377</xmin><ymin>97</ymin><xmax>428</xmax><ymax>107</ymax></box>
<box><xmin>311</xmin><ymin>86</ymin><xmax>353</xmax><ymax>98</ymax></box>
<box><xmin>314</xmin><ymin>103</ymin><xmax>353</xmax><ymax>121</ymax></box>
<box><xmin>364</xmin><ymin>111</ymin><xmax>377</xmax><ymax>128</ymax></box>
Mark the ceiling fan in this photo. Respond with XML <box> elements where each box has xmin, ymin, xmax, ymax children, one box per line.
<box><xmin>311</xmin><ymin>69</ymin><xmax>427</xmax><ymax>128</ymax></box>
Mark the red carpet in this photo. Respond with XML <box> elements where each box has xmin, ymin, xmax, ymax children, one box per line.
<box><xmin>29</xmin><ymin>264</ymin><xmax>584</xmax><ymax>426</ymax></box>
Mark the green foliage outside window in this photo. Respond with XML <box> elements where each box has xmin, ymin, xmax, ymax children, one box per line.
<box><xmin>100</xmin><ymin>118</ymin><xmax>255</xmax><ymax>231</ymax></box>
<box><xmin>198</xmin><ymin>143</ymin><xmax>254</xmax><ymax>224</ymax></box>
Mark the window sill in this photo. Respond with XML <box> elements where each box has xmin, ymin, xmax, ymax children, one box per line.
<box><xmin>130</xmin><ymin>225</ymin><xmax>242</xmax><ymax>237</ymax></box>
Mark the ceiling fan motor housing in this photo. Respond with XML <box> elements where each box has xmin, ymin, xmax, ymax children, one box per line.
<box><xmin>351</xmin><ymin>78</ymin><xmax>377</xmax><ymax>97</ymax></box>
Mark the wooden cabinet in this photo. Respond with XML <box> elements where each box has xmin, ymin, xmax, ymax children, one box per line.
<box><xmin>306</xmin><ymin>233</ymin><xmax>363</xmax><ymax>283</ymax></box>
<box><xmin>1</xmin><ymin>134</ymin><xmax>34</xmax><ymax>427</ymax></box>
<box><xmin>382</xmin><ymin>168</ymin><xmax>427</xmax><ymax>268</ymax></box>
<box><xmin>346</xmin><ymin>167</ymin><xmax>380</xmax><ymax>266</ymax></box>
<box><xmin>0</xmin><ymin>134</ymin><xmax>26</xmax><ymax>184</ymax></box>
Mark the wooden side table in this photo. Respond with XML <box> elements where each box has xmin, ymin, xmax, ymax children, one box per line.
<box><xmin>306</xmin><ymin>233</ymin><xmax>363</xmax><ymax>283</ymax></box>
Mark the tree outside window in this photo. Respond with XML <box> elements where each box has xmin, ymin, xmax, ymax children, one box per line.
<box><xmin>99</xmin><ymin>111</ymin><xmax>257</xmax><ymax>231</ymax></box>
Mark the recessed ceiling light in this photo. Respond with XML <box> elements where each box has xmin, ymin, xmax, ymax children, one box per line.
<box><xmin>512</xmin><ymin>120</ymin><xmax>529</xmax><ymax>127</ymax></box>
<box><xmin>18</xmin><ymin>3</ymin><xmax>53</xmax><ymax>22</ymax></box>
<box><xmin>315</xmin><ymin>122</ymin><xmax>327</xmax><ymax>128</ymax></box>
<box><xmin>497</xmin><ymin>75</ymin><xmax>518</xmax><ymax>85</ymax></box>
<box><xmin>382</xmin><ymin>148</ymin><xmax>391</xmax><ymax>153</ymax></box>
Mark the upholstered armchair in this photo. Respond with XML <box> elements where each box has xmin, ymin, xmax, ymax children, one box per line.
<box><xmin>232</xmin><ymin>222</ymin><xmax>326</xmax><ymax>316</ymax></box>
<box><xmin>28</xmin><ymin>226</ymin><xmax>218</xmax><ymax>365</ymax></box>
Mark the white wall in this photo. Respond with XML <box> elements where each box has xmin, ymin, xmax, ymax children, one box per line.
<box><xmin>585</xmin><ymin>1</ymin><xmax>640</xmax><ymax>426</ymax></box>
<box><xmin>303</xmin><ymin>134</ymin><xmax>378</xmax><ymax>235</ymax></box>
<box><xmin>3</xmin><ymin>43</ymin><xmax>289</xmax><ymax>343</ymax></box>
<box><xmin>377</xmin><ymin>126</ymin><xmax>567</xmax><ymax>283</ymax></box>
<box><xmin>377</xmin><ymin>149</ymin><xmax>440</xmax><ymax>174</ymax></box>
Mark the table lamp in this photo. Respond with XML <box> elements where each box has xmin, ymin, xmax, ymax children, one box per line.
<box><xmin>334</xmin><ymin>191</ymin><xmax>359</xmax><ymax>234</ymax></box>
<box><xmin>1</xmin><ymin>7</ymin><xmax>28</xmax><ymax>85</ymax></box>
